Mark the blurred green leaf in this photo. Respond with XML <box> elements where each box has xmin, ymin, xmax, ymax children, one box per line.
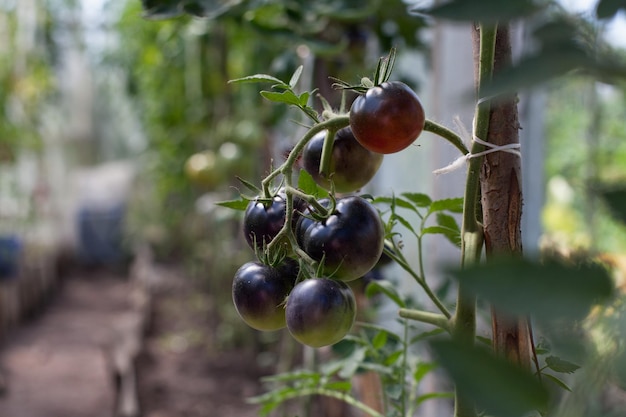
<box><xmin>365</xmin><ymin>279</ymin><xmax>406</xmax><ymax>308</ymax></box>
<box><xmin>597</xmin><ymin>185</ymin><xmax>626</xmax><ymax>225</ymax></box>
<box><xmin>480</xmin><ymin>43</ymin><xmax>590</xmax><ymax>98</ymax></box>
<box><xmin>141</xmin><ymin>0</ymin><xmax>184</xmax><ymax>19</ymax></box>
<box><xmin>372</xmin><ymin>330</ymin><xmax>388</xmax><ymax>349</ymax></box>
<box><xmin>430</xmin><ymin>197</ymin><xmax>464</xmax><ymax>214</ymax></box>
<box><xmin>431</xmin><ymin>339</ymin><xmax>549</xmax><ymax>417</ymax></box>
<box><xmin>542</xmin><ymin>373</ymin><xmax>572</xmax><ymax>392</ymax></box>
<box><xmin>182</xmin><ymin>0</ymin><xmax>242</xmax><ymax>18</ymax></box>
<box><xmin>545</xmin><ymin>356</ymin><xmax>580</xmax><ymax>374</ymax></box>
<box><xmin>422</xmin><ymin>226</ymin><xmax>461</xmax><ymax>248</ymax></box>
<box><xmin>260</xmin><ymin>89</ymin><xmax>302</xmax><ymax>106</ymax></box>
<box><xmin>596</xmin><ymin>0</ymin><xmax>626</xmax><ymax>19</ymax></box>
<box><xmin>289</xmin><ymin>65</ymin><xmax>303</xmax><ymax>89</ymax></box>
<box><xmin>417</xmin><ymin>391</ymin><xmax>454</xmax><ymax>405</ymax></box>
<box><xmin>228</xmin><ymin>74</ymin><xmax>287</xmax><ymax>86</ymax></box>
<box><xmin>215</xmin><ymin>197</ymin><xmax>249</xmax><ymax>210</ymax></box>
<box><xmin>414</xmin><ymin>0</ymin><xmax>543</xmax><ymax>23</ymax></box>
<box><xmin>448</xmin><ymin>257</ymin><xmax>614</xmax><ymax>321</ymax></box>
<box><xmin>413</xmin><ymin>361</ymin><xmax>437</xmax><ymax>382</ymax></box>
<box><xmin>401</xmin><ymin>192</ymin><xmax>432</xmax><ymax>208</ymax></box>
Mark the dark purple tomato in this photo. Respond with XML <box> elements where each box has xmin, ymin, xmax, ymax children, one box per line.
<box><xmin>232</xmin><ymin>259</ymin><xmax>299</xmax><ymax>331</ymax></box>
<box><xmin>243</xmin><ymin>189</ymin><xmax>305</xmax><ymax>250</ymax></box>
<box><xmin>349</xmin><ymin>81</ymin><xmax>425</xmax><ymax>154</ymax></box>
<box><xmin>301</xmin><ymin>127</ymin><xmax>383</xmax><ymax>193</ymax></box>
<box><xmin>286</xmin><ymin>278</ymin><xmax>356</xmax><ymax>347</ymax></box>
<box><xmin>296</xmin><ymin>196</ymin><xmax>384</xmax><ymax>282</ymax></box>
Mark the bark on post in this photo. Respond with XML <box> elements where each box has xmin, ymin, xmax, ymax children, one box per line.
<box><xmin>474</xmin><ymin>25</ymin><xmax>531</xmax><ymax>368</ymax></box>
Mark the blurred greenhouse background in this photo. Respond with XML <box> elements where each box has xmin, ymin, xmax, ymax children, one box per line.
<box><xmin>0</xmin><ymin>0</ymin><xmax>624</xmax><ymax>416</ymax></box>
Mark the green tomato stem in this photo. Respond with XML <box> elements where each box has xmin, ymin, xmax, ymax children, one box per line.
<box><xmin>423</xmin><ymin>119</ymin><xmax>469</xmax><ymax>155</ymax></box>
<box><xmin>453</xmin><ymin>23</ymin><xmax>497</xmax><ymax>417</ymax></box>
<box><xmin>398</xmin><ymin>308</ymin><xmax>451</xmax><ymax>332</ymax></box>
<box><xmin>318</xmin><ymin>127</ymin><xmax>340</xmax><ymax>181</ymax></box>
<box><xmin>261</xmin><ymin>115</ymin><xmax>350</xmax><ymax>196</ymax></box>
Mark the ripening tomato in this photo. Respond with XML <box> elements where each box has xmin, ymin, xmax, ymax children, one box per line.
<box><xmin>349</xmin><ymin>81</ymin><xmax>425</xmax><ymax>154</ymax></box>
<box><xmin>232</xmin><ymin>259</ymin><xmax>299</xmax><ymax>331</ymax></box>
<box><xmin>286</xmin><ymin>277</ymin><xmax>356</xmax><ymax>347</ymax></box>
<box><xmin>301</xmin><ymin>127</ymin><xmax>383</xmax><ymax>193</ymax></box>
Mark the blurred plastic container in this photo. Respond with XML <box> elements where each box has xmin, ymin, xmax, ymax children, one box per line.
<box><xmin>76</xmin><ymin>203</ymin><xmax>126</xmax><ymax>266</ymax></box>
<box><xmin>0</xmin><ymin>235</ymin><xmax>22</xmax><ymax>280</ymax></box>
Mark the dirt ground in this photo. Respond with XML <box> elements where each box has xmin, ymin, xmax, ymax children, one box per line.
<box><xmin>0</xmin><ymin>266</ymin><xmax>269</xmax><ymax>417</ymax></box>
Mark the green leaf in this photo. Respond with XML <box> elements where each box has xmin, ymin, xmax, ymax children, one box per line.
<box><xmin>409</xmin><ymin>328</ymin><xmax>446</xmax><ymax>345</ymax></box>
<box><xmin>182</xmin><ymin>0</ymin><xmax>241</xmax><ymax>19</ymax></box>
<box><xmin>545</xmin><ymin>356</ymin><xmax>580</xmax><ymax>374</ymax></box>
<box><xmin>430</xmin><ymin>197</ymin><xmax>464</xmax><ymax>213</ymax></box>
<box><xmin>289</xmin><ymin>65</ymin><xmax>303</xmax><ymax>89</ymax></box>
<box><xmin>323</xmin><ymin>381</ymin><xmax>352</xmax><ymax>392</ymax></box>
<box><xmin>392</xmin><ymin>213</ymin><xmax>418</xmax><ymax>237</ymax></box>
<box><xmin>337</xmin><ymin>346</ymin><xmax>367</xmax><ymax>379</ymax></box>
<box><xmin>413</xmin><ymin>361</ymin><xmax>437</xmax><ymax>383</ymax></box>
<box><xmin>542</xmin><ymin>373</ymin><xmax>572</xmax><ymax>392</ymax></box>
<box><xmin>372</xmin><ymin>330</ymin><xmax>388</xmax><ymax>349</ymax></box>
<box><xmin>448</xmin><ymin>256</ymin><xmax>614</xmax><ymax>321</ymax></box>
<box><xmin>401</xmin><ymin>192</ymin><xmax>432</xmax><ymax>208</ymax></box>
<box><xmin>228</xmin><ymin>73</ymin><xmax>286</xmax><ymax>86</ymax></box>
<box><xmin>480</xmin><ymin>43</ymin><xmax>591</xmax><ymax>97</ymax></box>
<box><xmin>422</xmin><ymin>226</ymin><xmax>461</xmax><ymax>248</ymax></box>
<box><xmin>414</xmin><ymin>0</ymin><xmax>543</xmax><ymax>23</ymax></box>
<box><xmin>298</xmin><ymin>91</ymin><xmax>311</xmax><ymax>107</ymax></box>
<box><xmin>384</xmin><ymin>350</ymin><xmax>404</xmax><ymax>366</ymax></box>
<box><xmin>375</xmin><ymin>196</ymin><xmax>420</xmax><ymax>214</ymax></box>
<box><xmin>297</xmin><ymin>170</ymin><xmax>326</xmax><ymax>198</ymax></box>
<box><xmin>597</xmin><ymin>185</ymin><xmax>626</xmax><ymax>225</ymax></box>
<box><xmin>416</xmin><ymin>391</ymin><xmax>454</xmax><ymax>405</ymax></box>
<box><xmin>215</xmin><ymin>198</ymin><xmax>250</xmax><ymax>210</ymax></box>
<box><xmin>260</xmin><ymin>89</ymin><xmax>302</xmax><ymax>106</ymax></box>
<box><xmin>431</xmin><ymin>339</ymin><xmax>549</xmax><ymax>417</ymax></box>
<box><xmin>236</xmin><ymin>176</ymin><xmax>262</xmax><ymax>194</ymax></box>
<box><xmin>365</xmin><ymin>279</ymin><xmax>406</xmax><ymax>308</ymax></box>
<box><xmin>596</xmin><ymin>0</ymin><xmax>626</xmax><ymax>19</ymax></box>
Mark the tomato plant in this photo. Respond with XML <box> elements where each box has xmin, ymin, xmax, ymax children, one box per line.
<box><xmin>349</xmin><ymin>81</ymin><xmax>425</xmax><ymax>154</ymax></box>
<box><xmin>301</xmin><ymin>127</ymin><xmax>384</xmax><ymax>193</ymax></box>
<box><xmin>285</xmin><ymin>277</ymin><xmax>356</xmax><ymax>347</ymax></box>
<box><xmin>232</xmin><ymin>259</ymin><xmax>299</xmax><ymax>331</ymax></box>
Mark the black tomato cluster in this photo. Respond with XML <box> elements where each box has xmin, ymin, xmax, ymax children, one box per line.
<box><xmin>233</xmin><ymin>191</ymin><xmax>383</xmax><ymax>347</ymax></box>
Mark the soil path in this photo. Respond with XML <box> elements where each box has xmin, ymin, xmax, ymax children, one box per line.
<box><xmin>0</xmin><ymin>268</ymin><xmax>266</xmax><ymax>417</ymax></box>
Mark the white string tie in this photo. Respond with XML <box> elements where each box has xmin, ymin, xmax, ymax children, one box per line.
<box><xmin>433</xmin><ymin>135</ymin><xmax>521</xmax><ymax>176</ymax></box>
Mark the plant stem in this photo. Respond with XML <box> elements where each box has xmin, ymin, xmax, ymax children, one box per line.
<box><xmin>398</xmin><ymin>308</ymin><xmax>451</xmax><ymax>331</ymax></box>
<box><xmin>254</xmin><ymin>387</ymin><xmax>386</xmax><ymax>417</ymax></box>
<box><xmin>319</xmin><ymin>126</ymin><xmax>340</xmax><ymax>178</ymax></box>
<box><xmin>452</xmin><ymin>23</ymin><xmax>497</xmax><ymax>417</ymax></box>
<box><xmin>261</xmin><ymin>115</ymin><xmax>350</xmax><ymax>196</ymax></box>
<box><xmin>423</xmin><ymin>119</ymin><xmax>469</xmax><ymax>155</ymax></box>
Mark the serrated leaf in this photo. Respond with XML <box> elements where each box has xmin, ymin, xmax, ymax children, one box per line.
<box><xmin>393</xmin><ymin>213</ymin><xmax>418</xmax><ymax>237</ymax></box>
<box><xmin>422</xmin><ymin>226</ymin><xmax>461</xmax><ymax>248</ymax></box>
<box><xmin>401</xmin><ymin>192</ymin><xmax>432</xmax><ymax>207</ymax></box>
<box><xmin>260</xmin><ymin>89</ymin><xmax>302</xmax><ymax>106</ymax></box>
<box><xmin>545</xmin><ymin>356</ymin><xmax>580</xmax><ymax>374</ymax></box>
<box><xmin>431</xmin><ymin>339</ymin><xmax>549</xmax><ymax>417</ymax></box>
<box><xmin>430</xmin><ymin>197</ymin><xmax>464</xmax><ymax>213</ymax></box>
<box><xmin>215</xmin><ymin>198</ymin><xmax>250</xmax><ymax>210</ymax></box>
<box><xmin>289</xmin><ymin>65</ymin><xmax>303</xmax><ymax>89</ymax></box>
<box><xmin>414</xmin><ymin>0</ymin><xmax>543</xmax><ymax>23</ymax></box>
<box><xmin>228</xmin><ymin>73</ymin><xmax>286</xmax><ymax>86</ymax></box>
<box><xmin>542</xmin><ymin>373</ymin><xmax>572</xmax><ymax>392</ymax></box>
<box><xmin>596</xmin><ymin>0</ymin><xmax>626</xmax><ymax>19</ymax></box>
<box><xmin>448</xmin><ymin>256</ymin><xmax>614</xmax><ymax>321</ymax></box>
<box><xmin>365</xmin><ymin>280</ymin><xmax>406</xmax><ymax>308</ymax></box>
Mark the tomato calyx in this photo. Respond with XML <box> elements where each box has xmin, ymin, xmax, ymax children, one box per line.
<box><xmin>330</xmin><ymin>47</ymin><xmax>397</xmax><ymax>94</ymax></box>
